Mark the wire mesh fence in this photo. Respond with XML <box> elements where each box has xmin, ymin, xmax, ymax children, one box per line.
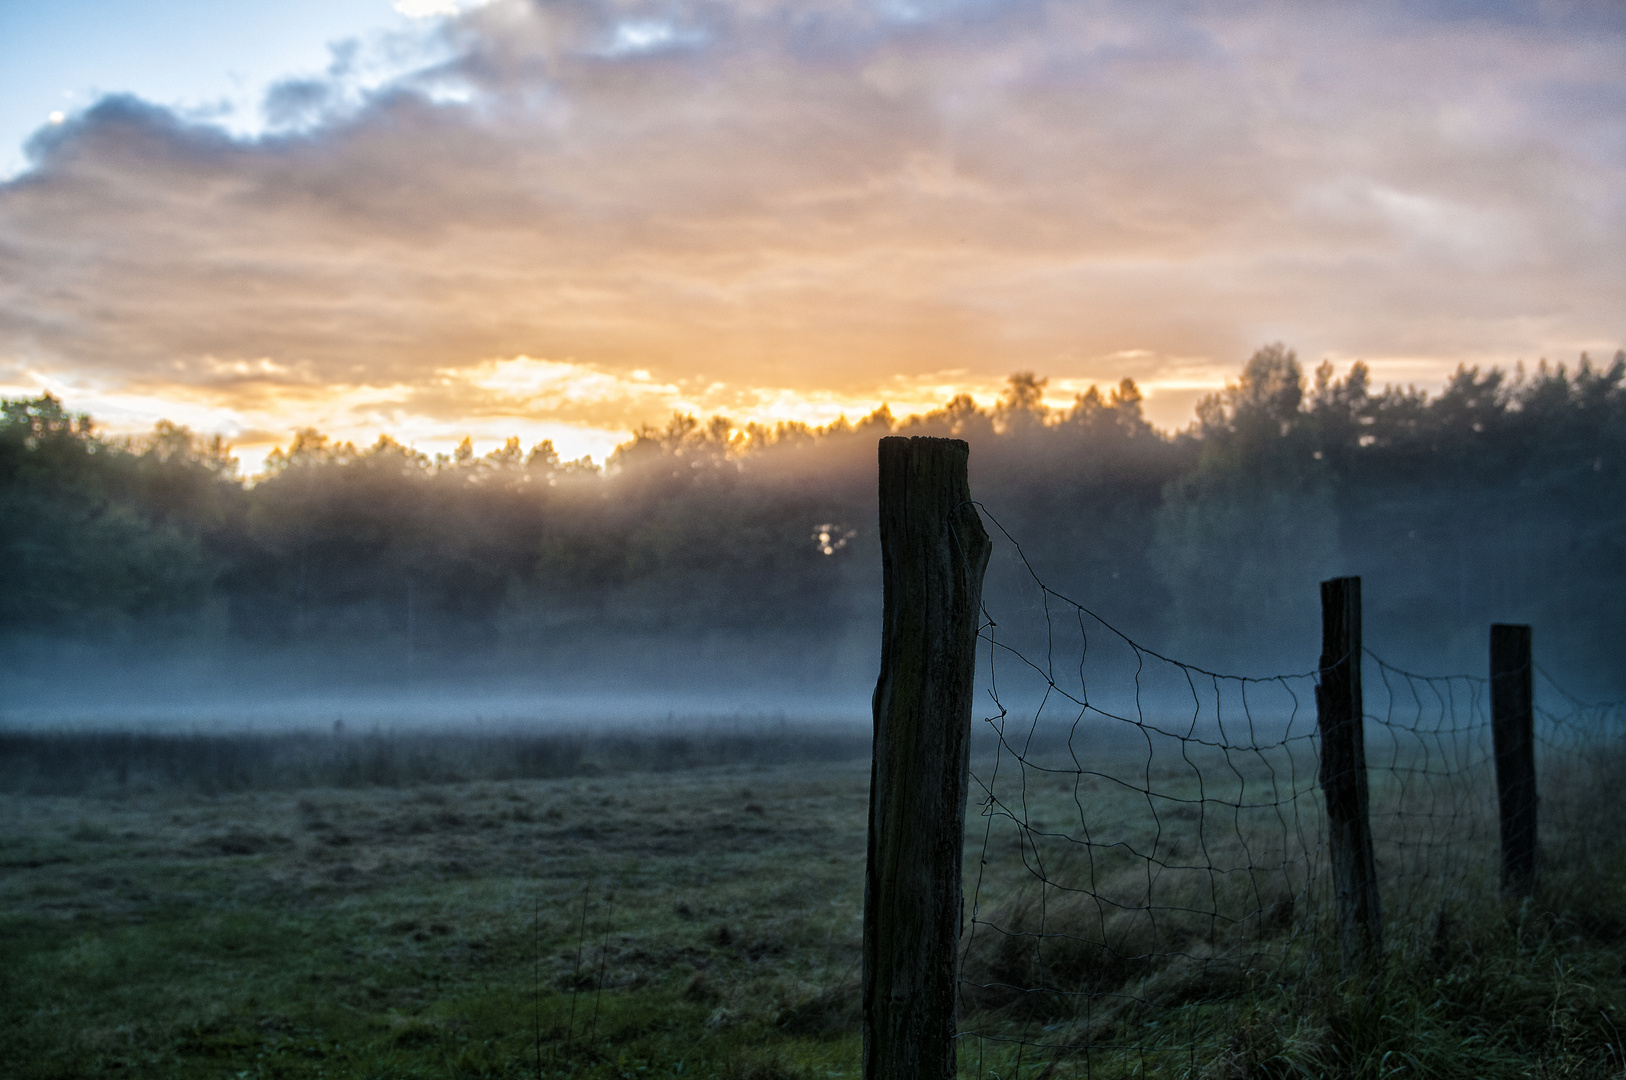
<box><xmin>953</xmin><ymin>510</ymin><xmax>1626</xmax><ymax>1077</ymax></box>
<box><xmin>1534</xmin><ymin>665</ymin><xmax>1626</xmax><ymax>871</ymax></box>
<box><xmin>1362</xmin><ymin>654</ymin><xmax>1496</xmax><ymax>945</ymax></box>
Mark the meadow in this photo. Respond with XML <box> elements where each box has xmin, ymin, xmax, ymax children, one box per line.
<box><xmin>4</xmin><ymin>727</ymin><xmax>1626</xmax><ymax>1079</ymax></box>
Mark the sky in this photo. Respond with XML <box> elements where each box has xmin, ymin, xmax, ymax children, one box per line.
<box><xmin>1</xmin><ymin>0</ymin><xmax>1623</xmax><ymax>472</ymax></box>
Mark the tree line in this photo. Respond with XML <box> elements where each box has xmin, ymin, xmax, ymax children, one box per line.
<box><xmin>4</xmin><ymin>346</ymin><xmax>1624</xmax><ymax>685</ymax></box>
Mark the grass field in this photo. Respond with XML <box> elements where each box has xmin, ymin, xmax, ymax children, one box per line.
<box><xmin>4</xmin><ymin>728</ymin><xmax>1626</xmax><ymax>1079</ymax></box>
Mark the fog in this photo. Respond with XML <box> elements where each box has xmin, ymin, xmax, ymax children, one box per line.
<box><xmin>0</xmin><ymin>633</ymin><xmax>875</xmax><ymax>732</ymax></box>
<box><xmin>4</xmin><ymin>345</ymin><xmax>1625</xmax><ymax>736</ymax></box>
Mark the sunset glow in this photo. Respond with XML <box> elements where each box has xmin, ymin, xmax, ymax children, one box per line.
<box><xmin>1</xmin><ymin>0</ymin><xmax>1621</xmax><ymax>469</ymax></box>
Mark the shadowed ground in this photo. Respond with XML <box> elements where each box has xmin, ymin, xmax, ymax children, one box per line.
<box><xmin>4</xmin><ymin>731</ymin><xmax>1626</xmax><ymax>1078</ymax></box>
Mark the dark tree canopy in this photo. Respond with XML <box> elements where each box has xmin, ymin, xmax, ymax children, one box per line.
<box><xmin>3</xmin><ymin>348</ymin><xmax>1624</xmax><ymax>690</ymax></box>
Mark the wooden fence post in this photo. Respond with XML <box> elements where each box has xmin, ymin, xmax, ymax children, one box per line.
<box><xmin>1316</xmin><ymin>576</ymin><xmax>1383</xmax><ymax>971</ymax></box>
<box><xmin>865</xmin><ymin>436</ymin><xmax>991</xmax><ymax>1080</ymax></box>
<box><xmin>1491</xmin><ymin>623</ymin><xmax>1537</xmax><ymax>895</ymax></box>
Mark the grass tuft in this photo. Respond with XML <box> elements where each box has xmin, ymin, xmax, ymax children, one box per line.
<box><xmin>4</xmin><ymin>736</ymin><xmax>1625</xmax><ymax>1078</ymax></box>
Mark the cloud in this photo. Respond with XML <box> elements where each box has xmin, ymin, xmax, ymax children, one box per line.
<box><xmin>263</xmin><ymin>79</ymin><xmax>336</xmax><ymax>129</ymax></box>
<box><xmin>395</xmin><ymin>0</ymin><xmax>496</xmax><ymax>19</ymax></box>
<box><xmin>0</xmin><ymin>0</ymin><xmax>1622</xmax><ymax>447</ymax></box>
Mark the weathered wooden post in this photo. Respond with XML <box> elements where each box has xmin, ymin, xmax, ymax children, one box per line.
<box><xmin>1491</xmin><ymin>623</ymin><xmax>1537</xmax><ymax>895</ymax></box>
<box><xmin>1316</xmin><ymin>576</ymin><xmax>1383</xmax><ymax>971</ymax></box>
<box><xmin>865</xmin><ymin>436</ymin><xmax>991</xmax><ymax>1080</ymax></box>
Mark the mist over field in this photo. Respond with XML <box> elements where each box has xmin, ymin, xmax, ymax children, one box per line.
<box><xmin>10</xmin><ymin>3</ymin><xmax>1626</xmax><ymax>1076</ymax></box>
<box><xmin>5</xmin><ymin>344</ymin><xmax>1625</xmax><ymax>731</ymax></box>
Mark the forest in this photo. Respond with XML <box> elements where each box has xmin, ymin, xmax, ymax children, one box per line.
<box><xmin>4</xmin><ymin>344</ymin><xmax>1625</xmax><ymax>702</ymax></box>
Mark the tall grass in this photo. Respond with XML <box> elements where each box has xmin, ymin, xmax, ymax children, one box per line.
<box><xmin>0</xmin><ymin>723</ymin><xmax>869</xmax><ymax>795</ymax></box>
<box><xmin>955</xmin><ymin>741</ymin><xmax>1626</xmax><ymax>1077</ymax></box>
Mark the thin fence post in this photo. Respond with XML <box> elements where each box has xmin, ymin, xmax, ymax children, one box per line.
<box><xmin>865</xmin><ymin>436</ymin><xmax>991</xmax><ymax>1080</ymax></box>
<box><xmin>1316</xmin><ymin>576</ymin><xmax>1382</xmax><ymax>971</ymax></box>
<box><xmin>1491</xmin><ymin>623</ymin><xmax>1537</xmax><ymax>895</ymax></box>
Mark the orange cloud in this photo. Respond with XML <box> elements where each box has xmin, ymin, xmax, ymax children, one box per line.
<box><xmin>0</xmin><ymin>0</ymin><xmax>1621</xmax><ymax>458</ymax></box>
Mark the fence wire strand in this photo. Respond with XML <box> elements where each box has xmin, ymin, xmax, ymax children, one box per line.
<box><xmin>956</xmin><ymin>508</ymin><xmax>1624</xmax><ymax>1077</ymax></box>
<box><xmin>1533</xmin><ymin>664</ymin><xmax>1626</xmax><ymax>870</ymax></box>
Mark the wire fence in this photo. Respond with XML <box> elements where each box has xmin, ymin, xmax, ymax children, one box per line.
<box><xmin>954</xmin><ymin>511</ymin><xmax>1626</xmax><ymax>1077</ymax></box>
<box><xmin>1534</xmin><ymin>665</ymin><xmax>1626</xmax><ymax>870</ymax></box>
